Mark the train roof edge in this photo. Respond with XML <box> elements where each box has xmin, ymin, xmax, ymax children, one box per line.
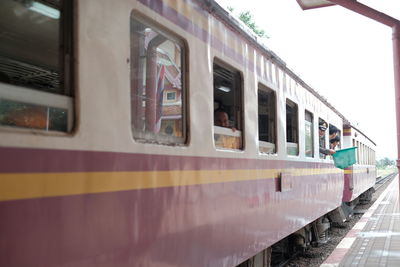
<box><xmin>203</xmin><ymin>0</ymin><xmax>351</xmax><ymax>125</ymax></box>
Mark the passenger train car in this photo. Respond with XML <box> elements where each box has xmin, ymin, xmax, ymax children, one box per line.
<box><xmin>342</xmin><ymin>125</ymin><xmax>376</xmax><ymax>204</ymax></box>
<box><xmin>0</xmin><ymin>0</ymin><xmax>376</xmax><ymax>266</ymax></box>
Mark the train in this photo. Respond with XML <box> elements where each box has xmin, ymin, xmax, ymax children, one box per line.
<box><xmin>0</xmin><ymin>0</ymin><xmax>376</xmax><ymax>266</ymax></box>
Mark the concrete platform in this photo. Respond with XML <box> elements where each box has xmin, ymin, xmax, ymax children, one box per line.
<box><xmin>322</xmin><ymin>176</ymin><xmax>400</xmax><ymax>267</ymax></box>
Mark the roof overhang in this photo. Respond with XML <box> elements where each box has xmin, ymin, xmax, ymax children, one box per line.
<box><xmin>296</xmin><ymin>0</ymin><xmax>336</xmax><ymax>10</ymax></box>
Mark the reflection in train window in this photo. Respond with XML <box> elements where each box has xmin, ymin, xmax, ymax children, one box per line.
<box><xmin>166</xmin><ymin>92</ymin><xmax>176</xmax><ymax>101</ymax></box>
<box><xmin>286</xmin><ymin>99</ymin><xmax>298</xmax><ymax>156</ymax></box>
<box><xmin>305</xmin><ymin>110</ymin><xmax>314</xmax><ymax>158</ymax></box>
<box><xmin>130</xmin><ymin>17</ymin><xmax>186</xmax><ymax>145</ymax></box>
<box><xmin>0</xmin><ymin>0</ymin><xmax>73</xmax><ymax>132</ymax></box>
<box><xmin>213</xmin><ymin>61</ymin><xmax>243</xmax><ymax>150</ymax></box>
<box><xmin>258</xmin><ymin>84</ymin><xmax>276</xmax><ymax>154</ymax></box>
<box><xmin>0</xmin><ymin>99</ymin><xmax>67</xmax><ymax>132</ymax></box>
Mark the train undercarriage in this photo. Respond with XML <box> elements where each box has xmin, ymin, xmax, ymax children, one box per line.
<box><xmin>236</xmin><ymin>188</ymin><xmax>375</xmax><ymax>267</ymax></box>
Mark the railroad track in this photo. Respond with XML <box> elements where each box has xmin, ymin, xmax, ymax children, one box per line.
<box><xmin>375</xmin><ymin>172</ymin><xmax>397</xmax><ymax>191</ymax></box>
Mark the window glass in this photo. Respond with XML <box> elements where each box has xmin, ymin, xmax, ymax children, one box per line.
<box><xmin>329</xmin><ymin>124</ymin><xmax>340</xmax><ymax>150</ymax></box>
<box><xmin>361</xmin><ymin>143</ymin><xmax>364</xmax><ymax>164</ymax></box>
<box><xmin>213</xmin><ymin>61</ymin><xmax>242</xmax><ymax>150</ymax></box>
<box><xmin>258</xmin><ymin>85</ymin><xmax>276</xmax><ymax>154</ymax></box>
<box><xmin>370</xmin><ymin>148</ymin><xmax>372</xmax><ymax>165</ymax></box>
<box><xmin>305</xmin><ymin>110</ymin><xmax>313</xmax><ymax>157</ymax></box>
<box><xmin>130</xmin><ymin>17</ymin><xmax>185</xmax><ymax>144</ymax></box>
<box><xmin>286</xmin><ymin>99</ymin><xmax>298</xmax><ymax>156</ymax></box>
<box><xmin>364</xmin><ymin>145</ymin><xmax>366</xmax><ymax>165</ymax></box>
<box><xmin>0</xmin><ymin>99</ymin><xmax>67</xmax><ymax>131</ymax></box>
<box><xmin>353</xmin><ymin>139</ymin><xmax>357</xmax><ymax>162</ymax></box>
<box><xmin>0</xmin><ymin>0</ymin><xmax>72</xmax><ymax>132</ymax></box>
<box><xmin>166</xmin><ymin>92</ymin><xmax>176</xmax><ymax>101</ymax></box>
<box><xmin>362</xmin><ymin>144</ymin><xmax>365</xmax><ymax>165</ymax></box>
<box><xmin>319</xmin><ymin>118</ymin><xmax>327</xmax><ymax>159</ymax></box>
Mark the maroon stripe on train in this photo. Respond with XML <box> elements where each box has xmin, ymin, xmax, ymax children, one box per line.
<box><xmin>0</xmin><ymin>173</ymin><xmax>343</xmax><ymax>267</ymax></box>
<box><xmin>0</xmin><ymin>146</ymin><xmax>333</xmax><ymax>173</ymax></box>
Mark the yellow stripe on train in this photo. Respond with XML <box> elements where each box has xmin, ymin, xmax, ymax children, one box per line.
<box><xmin>344</xmin><ymin>169</ymin><xmax>370</xmax><ymax>174</ymax></box>
<box><xmin>0</xmin><ymin>168</ymin><xmax>343</xmax><ymax>202</ymax></box>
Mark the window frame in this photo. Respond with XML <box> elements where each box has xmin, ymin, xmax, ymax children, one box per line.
<box><xmin>304</xmin><ymin>110</ymin><xmax>314</xmax><ymax>158</ymax></box>
<box><xmin>318</xmin><ymin>117</ymin><xmax>328</xmax><ymax>160</ymax></box>
<box><xmin>213</xmin><ymin>58</ymin><xmax>244</xmax><ymax>151</ymax></box>
<box><xmin>258</xmin><ymin>83</ymin><xmax>277</xmax><ymax>155</ymax></box>
<box><xmin>130</xmin><ymin>14</ymin><xmax>188</xmax><ymax>145</ymax></box>
<box><xmin>0</xmin><ymin>0</ymin><xmax>74</xmax><ymax>133</ymax></box>
<box><xmin>285</xmin><ymin>98</ymin><xmax>299</xmax><ymax>156</ymax></box>
<box><xmin>166</xmin><ymin>91</ymin><xmax>177</xmax><ymax>101</ymax></box>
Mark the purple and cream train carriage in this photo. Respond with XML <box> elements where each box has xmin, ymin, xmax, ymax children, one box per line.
<box><xmin>342</xmin><ymin>125</ymin><xmax>377</xmax><ymax>204</ymax></box>
<box><xmin>0</xmin><ymin>0</ymin><xmax>376</xmax><ymax>266</ymax></box>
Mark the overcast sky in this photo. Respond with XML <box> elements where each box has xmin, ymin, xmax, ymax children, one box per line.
<box><xmin>215</xmin><ymin>0</ymin><xmax>399</xmax><ymax>160</ymax></box>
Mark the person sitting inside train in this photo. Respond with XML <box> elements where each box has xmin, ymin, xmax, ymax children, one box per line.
<box><xmin>319</xmin><ymin>120</ymin><xmax>335</xmax><ymax>157</ymax></box>
<box><xmin>330</xmin><ymin>135</ymin><xmax>340</xmax><ymax>150</ymax></box>
<box><xmin>214</xmin><ymin>109</ymin><xmax>236</xmax><ymax>131</ymax></box>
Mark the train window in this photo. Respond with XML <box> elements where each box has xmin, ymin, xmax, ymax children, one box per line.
<box><xmin>364</xmin><ymin>145</ymin><xmax>366</xmax><ymax>165</ymax></box>
<box><xmin>365</xmin><ymin>145</ymin><xmax>368</xmax><ymax>165</ymax></box>
<box><xmin>337</xmin><ymin>130</ymin><xmax>341</xmax><ymax>149</ymax></box>
<box><xmin>372</xmin><ymin>149</ymin><xmax>374</xmax><ymax>165</ymax></box>
<box><xmin>166</xmin><ymin>92</ymin><xmax>176</xmax><ymax>101</ymax></box>
<box><xmin>373</xmin><ymin>150</ymin><xmax>375</xmax><ymax>165</ymax></box>
<box><xmin>319</xmin><ymin>118</ymin><xmax>327</xmax><ymax>159</ymax></box>
<box><xmin>370</xmin><ymin>148</ymin><xmax>372</xmax><ymax>165</ymax></box>
<box><xmin>305</xmin><ymin>110</ymin><xmax>314</xmax><ymax>157</ymax></box>
<box><xmin>363</xmin><ymin>144</ymin><xmax>365</xmax><ymax>165</ymax></box>
<box><xmin>353</xmin><ymin>139</ymin><xmax>357</xmax><ymax>163</ymax></box>
<box><xmin>258</xmin><ymin>84</ymin><xmax>276</xmax><ymax>154</ymax></box>
<box><xmin>0</xmin><ymin>0</ymin><xmax>73</xmax><ymax>132</ymax></box>
<box><xmin>213</xmin><ymin>61</ymin><xmax>243</xmax><ymax>150</ymax></box>
<box><xmin>286</xmin><ymin>99</ymin><xmax>298</xmax><ymax>156</ymax></box>
<box><xmin>329</xmin><ymin>124</ymin><xmax>340</xmax><ymax>150</ymax></box>
<box><xmin>361</xmin><ymin>144</ymin><xmax>364</xmax><ymax>165</ymax></box>
<box><xmin>130</xmin><ymin>17</ymin><xmax>186</xmax><ymax>145</ymax></box>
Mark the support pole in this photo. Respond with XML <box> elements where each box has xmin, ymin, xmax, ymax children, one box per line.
<box><xmin>393</xmin><ymin>25</ymin><xmax>400</xmax><ymax>171</ymax></box>
<box><xmin>328</xmin><ymin>0</ymin><xmax>400</xmax><ymax>181</ymax></box>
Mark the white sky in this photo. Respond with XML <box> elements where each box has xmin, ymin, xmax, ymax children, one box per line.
<box><xmin>215</xmin><ymin>0</ymin><xmax>399</xmax><ymax>160</ymax></box>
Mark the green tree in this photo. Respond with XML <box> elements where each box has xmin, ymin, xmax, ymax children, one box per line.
<box><xmin>376</xmin><ymin>157</ymin><xmax>395</xmax><ymax>168</ymax></box>
<box><xmin>227</xmin><ymin>7</ymin><xmax>269</xmax><ymax>38</ymax></box>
